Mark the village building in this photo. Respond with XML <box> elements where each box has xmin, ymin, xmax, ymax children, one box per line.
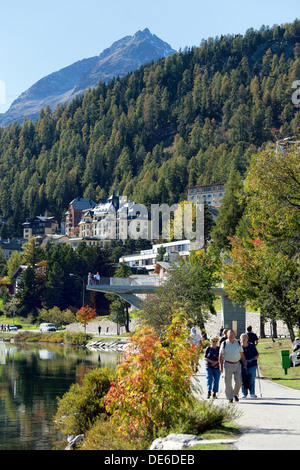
<box><xmin>76</xmin><ymin>192</ymin><xmax>151</xmax><ymax>244</ymax></box>
<box><xmin>22</xmin><ymin>215</ymin><xmax>60</xmax><ymax>241</ymax></box>
<box><xmin>65</xmin><ymin>198</ymin><xmax>96</xmax><ymax>236</ymax></box>
<box><xmin>119</xmin><ymin>239</ymin><xmax>190</xmax><ymax>273</ymax></box>
<box><xmin>0</xmin><ymin>238</ymin><xmax>23</xmax><ymax>260</ymax></box>
<box><xmin>78</xmin><ymin>209</ymin><xmax>95</xmax><ymax>238</ymax></box>
<box><xmin>39</xmin><ymin>234</ymin><xmax>70</xmax><ymax>248</ymax></box>
<box><xmin>187</xmin><ymin>183</ymin><xmax>226</xmax><ymax>207</ymax></box>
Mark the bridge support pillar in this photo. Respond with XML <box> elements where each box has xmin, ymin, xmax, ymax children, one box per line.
<box><xmin>222</xmin><ymin>295</ymin><xmax>246</xmax><ymax>337</ymax></box>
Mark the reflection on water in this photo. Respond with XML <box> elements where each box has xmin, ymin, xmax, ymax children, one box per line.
<box><xmin>0</xmin><ymin>341</ymin><xmax>117</xmax><ymax>450</ymax></box>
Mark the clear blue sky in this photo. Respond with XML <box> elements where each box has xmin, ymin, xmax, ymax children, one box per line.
<box><xmin>1</xmin><ymin>0</ymin><xmax>299</xmax><ymax>113</ymax></box>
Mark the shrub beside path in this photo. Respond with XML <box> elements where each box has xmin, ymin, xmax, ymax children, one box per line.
<box><xmin>192</xmin><ymin>360</ymin><xmax>300</xmax><ymax>450</ymax></box>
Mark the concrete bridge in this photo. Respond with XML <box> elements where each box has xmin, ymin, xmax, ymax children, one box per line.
<box><xmin>87</xmin><ymin>276</ymin><xmax>246</xmax><ymax>336</ymax></box>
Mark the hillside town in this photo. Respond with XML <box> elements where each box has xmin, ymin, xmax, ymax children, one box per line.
<box><xmin>1</xmin><ymin>182</ymin><xmax>224</xmax><ymax>265</ymax></box>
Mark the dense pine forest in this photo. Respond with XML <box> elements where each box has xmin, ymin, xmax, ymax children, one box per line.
<box><xmin>0</xmin><ymin>20</ymin><xmax>300</xmax><ymax>237</ymax></box>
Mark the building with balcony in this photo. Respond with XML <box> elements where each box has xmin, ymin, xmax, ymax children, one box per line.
<box><xmin>276</xmin><ymin>136</ymin><xmax>300</xmax><ymax>153</ymax></box>
<box><xmin>187</xmin><ymin>183</ymin><xmax>226</xmax><ymax>207</ymax></box>
<box><xmin>116</xmin><ymin>199</ymin><xmax>151</xmax><ymax>241</ymax></box>
<box><xmin>67</xmin><ymin>236</ymin><xmax>106</xmax><ymax>250</ymax></box>
<box><xmin>0</xmin><ymin>238</ymin><xmax>23</xmax><ymax>260</ymax></box>
<box><xmin>91</xmin><ymin>193</ymin><xmax>120</xmax><ymax>240</ymax></box>
<box><xmin>76</xmin><ymin>192</ymin><xmax>151</xmax><ymax>243</ymax></box>
<box><xmin>119</xmin><ymin>239</ymin><xmax>190</xmax><ymax>273</ymax></box>
<box><xmin>78</xmin><ymin>210</ymin><xmax>95</xmax><ymax>238</ymax></box>
<box><xmin>65</xmin><ymin>198</ymin><xmax>96</xmax><ymax>236</ymax></box>
<box><xmin>22</xmin><ymin>215</ymin><xmax>59</xmax><ymax>240</ymax></box>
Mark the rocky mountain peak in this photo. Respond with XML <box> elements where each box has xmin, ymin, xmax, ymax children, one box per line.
<box><xmin>0</xmin><ymin>29</ymin><xmax>176</xmax><ymax>127</ymax></box>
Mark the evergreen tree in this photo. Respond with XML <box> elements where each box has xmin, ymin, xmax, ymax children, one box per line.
<box><xmin>0</xmin><ymin>248</ymin><xmax>7</xmax><ymax>277</ymax></box>
<box><xmin>211</xmin><ymin>169</ymin><xmax>245</xmax><ymax>251</ymax></box>
<box><xmin>45</xmin><ymin>261</ymin><xmax>65</xmax><ymax>309</ymax></box>
<box><xmin>17</xmin><ymin>266</ymin><xmax>41</xmax><ymax>317</ymax></box>
<box><xmin>7</xmin><ymin>250</ymin><xmax>23</xmax><ymax>279</ymax></box>
<box><xmin>22</xmin><ymin>238</ymin><xmax>45</xmax><ymax>268</ymax></box>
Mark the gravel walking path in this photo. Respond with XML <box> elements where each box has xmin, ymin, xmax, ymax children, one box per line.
<box><xmin>193</xmin><ymin>361</ymin><xmax>300</xmax><ymax>450</ymax></box>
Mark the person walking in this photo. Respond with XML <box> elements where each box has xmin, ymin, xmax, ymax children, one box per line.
<box><xmin>240</xmin><ymin>333</ymin><xmax>259</xmax><ymax>398</ymax></box>
<box><xmin>188</xmin><ymin>327</ymin><xmax>203</xmax><ymax>373</ymax></box>
<box><xmin>219</xmin><ymin>328</ymin><xmax>228</xmax><ymax>346</ymax></box>
<box><xmin>204</xmin><ymin>336</ymin><xmax>221</xmax><ymax>399</ymax></box>
<box><xmin>246</xmin><ymin>326</ymin><xmax>259</xmax><ymax>346</ymax></box>
<box><xmin>219</xmin><ymin>330</ymin><xmax>247</xmax><ymax>403</ymax></box>
<box><xmin>188</xmin><ymin>327</ymin><xmax>203</xmax><ymax>353</ymax></box>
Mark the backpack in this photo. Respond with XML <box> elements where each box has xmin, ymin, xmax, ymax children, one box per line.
<box><xmin>222</xmin><ymin>339</ymin><xmax>240</xmax><ymax>349</ymax></box>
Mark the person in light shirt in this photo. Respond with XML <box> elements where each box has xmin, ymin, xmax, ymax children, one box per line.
<box><xmin>189</xmin><ymin>327</ymin><xmax>203</xmax><ymax>353</ymax></box>
<box><xmin>188</xmin><ymin>327</ymin><xmax>203</xmax><ymax>373</ymax></box>
<box><xmin>219</xmin><ymin>330</ymin><xmax>247</xmax><ymax>403</ymax></box>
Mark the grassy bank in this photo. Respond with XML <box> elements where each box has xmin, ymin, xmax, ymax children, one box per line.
<box><xmin>0</xmin><ymin>314</ymin><xmax>36</xmax><ymax>331</ymax></box>
<box><xmin>257</xmin><ymin>338</ymin><xmax>300</xmax><ymax>390</ymax></box>
<box><xmin>10</xmin><ymin>330</ymin><xmax>92</xmax><ymax>346</ymax></box>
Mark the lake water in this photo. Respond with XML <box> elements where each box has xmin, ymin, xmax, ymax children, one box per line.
<box><xmin>0</xmin><ymin>340</ymin><xmax>117</xmax><ymax>450</ymax></box>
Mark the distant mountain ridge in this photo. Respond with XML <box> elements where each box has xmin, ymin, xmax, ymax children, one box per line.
<box><xmin>0</xmin><ymin>20</ymin><xmax>299</xmax><ymax>237</ymax></box>
<box><xmin>0</xmin><ymin>28</ymin><xmax>176</xmax><ymax>126</ymax></box>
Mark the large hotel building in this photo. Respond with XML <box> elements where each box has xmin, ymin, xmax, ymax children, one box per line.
<box><xmin>187</xmin><ymin>183</ymin><xmax>225</xmax><ymax>207</ymax></box>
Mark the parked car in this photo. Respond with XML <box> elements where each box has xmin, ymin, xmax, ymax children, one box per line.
<box><xmin>290</xmin><ymin>338</ymin><xmax>300</xmax><ymax>367</ymax></box>
<box><xmin>9</xmin><ymin>326</ymin><xmax>18</xmax><ymax>331</ymax></box>
<box><xmin>39</xmin><ymin>323</ymin><xmax>57</xmax><ymax>333</ymax></box>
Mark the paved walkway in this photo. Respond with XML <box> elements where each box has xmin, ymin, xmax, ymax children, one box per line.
<box><xmin>192</xmin><ymin>361</ymin><xmax>300</xmax><ymax>450</ymax></box>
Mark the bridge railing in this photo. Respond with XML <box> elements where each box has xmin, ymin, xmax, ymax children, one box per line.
<box><xmin>87</xmin><ymin>276</ymin><xmax>161</xmax><ymax>287</ymax></box>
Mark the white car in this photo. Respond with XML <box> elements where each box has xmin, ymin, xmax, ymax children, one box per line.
<box><xmin>39</xmin><ymin>323</ymin><xmax>57</xmax><ymax>333</ymax></box>
<box><xmin>9</xmin><ymin>326</ymin><xmax>18</xmax><ymax>331</ymax></box>
<box><xmin>290</xmin><ymin>338</ymin><xmax>300</xmax><ymax>367</ymax></box>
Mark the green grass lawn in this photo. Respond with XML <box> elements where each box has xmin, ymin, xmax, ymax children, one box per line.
<box><xmin>0</xmin><ymin>314</ymin><xmax>36</xmax><ymax>329</ymax></box>
<box><xmin>257</xmin><ymin>338</ymin><xmax>300</xmax><ymax>390</ymax></box>
<box><xmin>0</xmin><ymin>315</ymin><xmax>37</xmax><ymax>340</ymax></box>
<box><xmin>187</xmin><ymin>424</ymin><xmax>241</xmax><ymax>450</ymax></box>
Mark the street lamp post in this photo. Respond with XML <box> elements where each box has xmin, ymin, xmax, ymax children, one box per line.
<box><xmin>69</xmin><ymin>274</ymin><xmax>85</xmax><ymax>307</ymax></box>
<box><xmin>12</xmin><ymin>285</ymin><xmax>15</xmax><ymax>326</ymax></box>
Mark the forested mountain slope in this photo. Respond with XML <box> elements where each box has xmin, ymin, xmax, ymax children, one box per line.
<box><xmin>0</xmin><ymin>20</ymin><xmax>300</xmax><ymax>237</ymax></box>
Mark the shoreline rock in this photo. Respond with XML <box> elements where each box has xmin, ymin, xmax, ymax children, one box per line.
<box><xmin>86</xmin><ymin>339</ymin><xmax>129</xmax><ymax>352</ymax></box>
<box><xmin>150</xmin><ymin>433</ymin><xmax>204</xmax><ymax>450</ymax></box>
<box><xmin>65</xmin><ymin>434</ymin><xmax>85</xmax><ymax>450</ymax></box>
